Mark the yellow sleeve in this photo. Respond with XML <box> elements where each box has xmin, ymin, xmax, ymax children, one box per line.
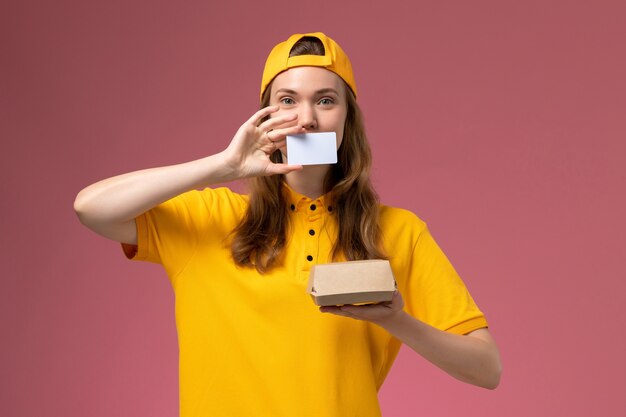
<box><xmin>121</xmin><ymin>187</ymin><xmax>246</xmax><ymax>278</ymax></box>
<box><xmin>402</xmin><ymin>223</ymin><xmax>488</xmax><ymax>335</ymax></box>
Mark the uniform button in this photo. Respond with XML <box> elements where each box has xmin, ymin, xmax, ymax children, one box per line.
<box><xmin>290</xmin><ymin>204</ymin><xmax>296</xmax><ymax>211</ymax></box>
<box><xmin>310</xmin><ymin>204</ymin><xmax>316</xmax><ymax>211</ymax></box>
<box><xmin>307</xmin><ymin>255</ymin><xmax>313</xmax><ymax>261</ymax></box>
<box><xmin>309</xmin><ymin>229</ymin><xmax>315</xmax><ymax>236</ymax></box>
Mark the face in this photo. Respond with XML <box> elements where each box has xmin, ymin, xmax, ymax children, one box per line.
<box><xmin>269</xmin><ymin>66</ymin><xmax>348</xmax><ymax>152</ymax></box>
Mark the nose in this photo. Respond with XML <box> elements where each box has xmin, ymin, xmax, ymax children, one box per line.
<box><xmin>298</xmin><ymin>103</ymin><xmax>317</xmax><ymax>130</ymax></box>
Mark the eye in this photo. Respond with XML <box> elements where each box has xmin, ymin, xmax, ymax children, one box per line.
<box><xmin>280</xmin><ymin>97</ymin><xmax>295</xmax><ymax>105</ymax></box>
<box><xmin>318</xmin><ymin>97</ymin><xmax>334</xmax><ymax>105</ymax></box>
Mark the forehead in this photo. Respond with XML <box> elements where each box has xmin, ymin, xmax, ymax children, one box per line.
<box><xmin>271</xmin><ymin>66</ymin><xmax>345</xmax><ymax>95</ymax></box>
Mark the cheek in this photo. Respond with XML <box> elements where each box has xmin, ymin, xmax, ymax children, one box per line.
<box><xmin>336</xmin><ymin>126</ymin><xmax>345</xmax><ymax>149</ymax></box>
<box><xmin>324</xmin><ymin>112</ymin><xmax>345</xmax><ymax>132</ymax></box>
<box><xmin>337</xmin><ymin>112</ymin><xmax>347</xmax><ymax>148</ymax></box>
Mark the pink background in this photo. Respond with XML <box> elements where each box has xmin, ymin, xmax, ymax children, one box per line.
<box><xmin>2</xmin><ymin>0</ymin><xmax>625</xmax><ymax>416</ymax></box>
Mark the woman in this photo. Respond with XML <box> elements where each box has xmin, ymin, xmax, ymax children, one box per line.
<box><xmin>75</xmin><ymin>32</ymin><xmax>501</xmax><ymax>417</ymax></box>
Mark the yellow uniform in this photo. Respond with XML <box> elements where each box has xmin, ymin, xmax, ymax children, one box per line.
<box><xmin>123</xmin><ymin>184</ymin><xmax>488</xmax><ymax>417</ymax></box>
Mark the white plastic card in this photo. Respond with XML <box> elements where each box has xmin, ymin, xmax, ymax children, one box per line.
<box><xmin>286</xmin><ymin>132</ymin><xmax>337</xmax><ymax>165</ymax></box>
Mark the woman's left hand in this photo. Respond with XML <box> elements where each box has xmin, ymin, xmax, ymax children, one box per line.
<box><xmin>319</xmin><ymin>290</ymin><xmax>406</xmax><ymax>326</ymax></box>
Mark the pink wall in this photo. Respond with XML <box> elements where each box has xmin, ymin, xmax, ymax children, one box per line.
<box><xmin>3</xmin><ymin>0</ymin><xmax>625</xmax><ymax>415</ymax></box>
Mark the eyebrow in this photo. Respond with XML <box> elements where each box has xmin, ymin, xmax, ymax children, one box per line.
<box><xmin>274</xmin><ymin>88</ymin><xmax>340</xmax><ymax>96</ymax></box>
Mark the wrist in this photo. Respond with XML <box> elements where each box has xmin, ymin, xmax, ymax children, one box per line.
<box><xmin>373</xmin><ymin>309</ymin><xmax>410</xmax><ymax>329</ymax></box>
<box><xmin>202</xmin><ymin>151</ymin><xmax>240</xmax><ymax>184</ymax></box>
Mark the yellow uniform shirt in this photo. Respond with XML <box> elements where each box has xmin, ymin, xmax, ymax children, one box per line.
<box><xmin>123</xmin><ymin>184</ymin><xmax>487</xmax><ymax>417</ymax></box>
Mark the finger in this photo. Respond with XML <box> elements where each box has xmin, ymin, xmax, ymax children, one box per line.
<box><xmin>265</xmin><ymin>124</ymin><xmax>306</xmax><ymax>142</ymax></box>
<box><xmin>321</xmin><ymin>305</ymin><xmax>352</xmax><ymax>314</ymax></box>
<box><xmin>247</xmin><ymin>106</ymin><xmax>279</xmax><ymax>126</ymax></box>
<box><xmin>267</xmin><ymin>137</ymin><xmax>286</xmax><ymax>146</ymax></box>
<box><xmin>264</xmin><ymin>133</ymin><xmax>289</xmax><ymax>146</ymax></box>
<box><xmin>264</xmin><ymin>129</ymin><xmax>276</xmax><ymax>143</ymax></box>
<box><xmin>320</xmin><ymin>307</ymin><xmax>355</xmax><ymax>319</ymax></box>
<box><xmin>265</xmin><ymin>163</ymin><xmax>303</xmax><ymax>176</ymax></box>
<box><xmin>340</xmin><ymin>305</ymin><xmax>369</xmax><ymax>315</ymax></box>
<box><xmin>258</xmin><ymin>113</ymin><xmax>299</xmax><ymax>132</ymax></box>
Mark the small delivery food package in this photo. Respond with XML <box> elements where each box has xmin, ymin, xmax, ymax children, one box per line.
<box><xmin>306</xmin><ymin>259</ymin><xmax>397</xmax><ymax>306</ymax></box>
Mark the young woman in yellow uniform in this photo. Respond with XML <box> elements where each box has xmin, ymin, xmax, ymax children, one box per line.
<box><xmin>75</xmin><ymin>32</ymin><xmax>501</xmax><ymax>417</ymax></box>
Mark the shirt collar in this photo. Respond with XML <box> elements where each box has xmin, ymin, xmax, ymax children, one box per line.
<box><xmin>281</xmin><ymin>182</ymin><xmax>334</xmax><ymax>214</ymax></box>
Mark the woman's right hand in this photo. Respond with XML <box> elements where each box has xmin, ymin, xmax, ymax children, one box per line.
<box><xmin>221</xmin><ymin>105</ymin><xmax>305</xmax><ymax>179</ymax></box>
<box><xmin>74</xmin><ymin>106</ymin><xmax>304</xmax><ymax>244</ymax></box>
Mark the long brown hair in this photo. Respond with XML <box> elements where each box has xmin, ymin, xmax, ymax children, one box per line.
<box><xmin>231</xmin><ymin>37</ymin><xmax>386</xmax><ymax>273</ymax></box>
